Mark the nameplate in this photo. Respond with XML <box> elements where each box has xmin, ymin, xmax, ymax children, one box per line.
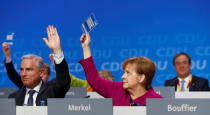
<box><xmin>0</xmin><ymin>99</ymin><xmax>16</xmax><ymax>115</ymax></box>
<box><xmin>48</xmin><ymin>98</ymin><xmax>113</xmax><ymax>115</ymax></box>
<box><xmin>114</xmin><ymin>106</ymin><xmax>146</xmax><ymax>115</ymax></box>
<box><xmin>147</xmin><ymin>98</ymin><xmax>210</xmax><ymax>115</ymax></box>
<box><xmin>65</xmin><ymin>87</ymin><xmax>86</xmax><ymax>98</ymax></box>
<box><xmin>175</xmin><ymin>92</ymin><xmax>210</xmax><ymax>99</ymax></box>
<box><xmin>16</xmin><ymin>106</ymin><xmax>47</xmax><ymax>115</ymax></box>
<box><xmin>0</xmin><ymin>88</ymin><xmax>16</xmax><ymax>98</ymax></box>
<box><xmin>87</xmin><ymin>92</ymin><xmax>104</xmax><ymax>98</ymax></box>
<box><xmin>153</xmin><ymin>87</ymin><xmax>175</xmax><ymax>98</ymax></box>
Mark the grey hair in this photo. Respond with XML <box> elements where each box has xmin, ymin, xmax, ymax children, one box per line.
<box><xmin>21</xmin><ymin>54</ymin><xmax>45</xmax><ymax>70</ymax></box>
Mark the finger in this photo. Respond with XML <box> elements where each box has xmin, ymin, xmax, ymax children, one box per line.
<box><xmin>86</xmin><ymin>32</ymin><xmax>89</xmax><ymax>36</ymax></box>
<box><xmin>2</xmin><ymin>42</ymin><xmax>5</xmax><ymax>46</ymax></box>
<box><xmin>52</xmin><ymin>25</ymin><xmax>55</xmax><ymax>31</ymax></box>
<box><xmin>80</xmin><ymin>34</ymin><xmax>86</xmax><ymax>42</ymax></box>
<box><xmin>80</xmin><ymin>34</ymin><xmax>83</xmax><ymax>41</ymax></box>
<box><xmin>49</xmin><ymin>25</ymin><xmax>54</xmax><ymax>36</ymax></box>
<box><xmin>80</xmin><ymin>36</ymin><xmax>83</xmax><ymax>42</ymax></box>
<box><xmin>2</xmin><ymin>42</ymin><xmax>8</xmax><ymax>47</ymax></box>
<box><xmin>49</xmin><ymin>54</ymin><xmax>53</xmax><ymax>59</ymax></box>
<box><xmin>81</xmin><ymin>37</ymin><xmax>86</xmax><ymax>43</ymax></box>
<box><xmin>2</xmin><ymin>44</ymin><xmax>9</xmax><ymax>49</ymax></box>
<box><xmin>50</xmin><ymin>25</ymin><xmax>57</xmax><ymax>37</ymax></box>
<box><xmin>49</xmin><ymin>54</ymin><xmax>55</xmax><ymax>66</ymax></box>
<box><xmin>86</xmin><ymin>32</ymin><xmax>90</xmax><ymax>39</ymax></box>
<box><xmin>47</xmin><ymin>26</ymin><xmax>51</xmax><ymax>39</ymax></box>
<box><xmin>5</xmin><ymin>43</ymin><xmax>9</xmax><ymax>47</ymax></box>
<box><xmin>43</xmin><ymin>38</ymin><xmax>49</xmax><ymax>46</ymax></box>
<box><xmin>80</xmin><ymin>37</ymin><xmax>84</xmax><ymax>43</ymax></box>
<box><xmin>54</xmin><ymin>27</ymin><xmax>58</xmax><ymax>36</ymax></box>
<box><xmin>2</xmin><ymin>43</ymin><xmax>6</xmax><ymax>47</ymax></box>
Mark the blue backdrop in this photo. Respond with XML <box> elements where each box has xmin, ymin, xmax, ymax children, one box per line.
<box><xmin>1</xmin><ymin>0</ymin><xmax>210</xmax><ymax>88</ymax></box>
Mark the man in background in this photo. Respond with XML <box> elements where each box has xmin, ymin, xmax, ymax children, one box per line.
<box><xmin>165</xmin><ymin>52</ymin><xmax>209</xmax><ymax>91</ymax></box>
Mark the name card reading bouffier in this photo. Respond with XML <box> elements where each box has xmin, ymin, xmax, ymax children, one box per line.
<box><xmin>147</xmin><ymin>98</ymin><xmax>210</xmax><ymax>115</ymax></box>
<box><xmin>168</xmin><ymin>104</ymin><xmax>197</xmax><ymax>112</ymax></box>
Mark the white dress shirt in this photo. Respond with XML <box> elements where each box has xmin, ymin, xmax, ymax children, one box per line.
<box><xmin>24</xmin><ymin>81</ymin><xmax>42</xmax><ymax>106</ymax></box>
<box><xmin>176</xmin><ymin>74</ymin><xmax>191</xmax><ymax>92</ymax></box>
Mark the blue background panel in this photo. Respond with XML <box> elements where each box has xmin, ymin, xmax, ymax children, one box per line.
<box><xmin>0</xmin><ymin>0</ymin><xmax>210</xmax><ymax>88</ymax></box>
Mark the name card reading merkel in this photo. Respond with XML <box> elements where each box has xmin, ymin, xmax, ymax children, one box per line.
<box><xmin>147</xmin><ymin>99</ymin><xmax>210</xmax><ymax>115</ymax></box>
<box><xmin>48</xmin><ymin>98</ymin><xmax>113</xmax><ymax>115</ymax></box>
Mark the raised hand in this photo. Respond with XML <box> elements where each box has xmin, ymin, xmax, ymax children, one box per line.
<box><xmin>80</xmin><ymin>33</ymin><xmax>91</xmax><ymax>48</ymax></box>
<box><xmin>43</xmin><ymin>25</ymin><xmax>62</xmax><ymax>54</ymax></box>
<box><xmin>2</xmin><ymin>42</ymin><xmax>12</xmax><ymax>62</ymax></box>
<box><xmin>80</xmin><ymin>33</ymin><xmax>92</xmax><ymax>59</ymax></box>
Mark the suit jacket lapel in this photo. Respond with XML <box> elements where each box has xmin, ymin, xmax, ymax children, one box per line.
<box><xmin>36</xmin><ymin>81</ymin><xmax>46</xmax><ymax>105</ymax></box>
<box><xmin>189</xmin><ymin>76</ymin><xmax>196</xmax><ymax>91</ymax></box>
<box><xmin>171</xmin><ymin>78</ymin><xmax>178</xmax><ymax>91</ymax></box>
<box><xmin>174</xmin><ymin>79</ymin><xmax>178</xmax><ymax>91</ymax></box>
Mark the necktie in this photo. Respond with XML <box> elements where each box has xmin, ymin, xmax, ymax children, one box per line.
<box><xmin>181</xmin><ymin>80</ymin><xmax>185</xmax><ymax>91</ymax></box>
<box><xmin>27</xmin><ymin>90</ymin><xmax>36</xmax><ymax>106</ymax></box>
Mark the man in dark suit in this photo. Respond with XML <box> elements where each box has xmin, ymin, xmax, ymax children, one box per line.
<box><xmin>165</xmin><ymin>52</ymin><xmax>209</xmax><ymax>91</ymax></box>
<box><xmin>8</xmin><ymin>25</ymin><xmax>71</xmax><ymax>106</ymax></box>
<box><xmin>2</xmin><ymin>42</ymin><xmax>51</xmax><ymax>89</ymax></box>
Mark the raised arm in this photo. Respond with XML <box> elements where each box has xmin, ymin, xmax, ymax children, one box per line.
<box><xmin>2</xmin><ymin>42</ymin><xmax>12</xmax><ymax>62</ymax></box>
<box><xmin>79</xmin><ymin>33</ymin><xmax>120</xmax><ymax>98</ymax></box>
<box><xmin>43</xmin><ymin>25</ymin><xmax>62</xmax><ymax>55</ymax></box>
<box><xmin>43</xmin><ymin>25</ymin><xmax>70</xmax><ymax>97</ymax></box>
<box><xmin>50</xmin><ymin>53</ymin><xmax>89</xmax><ymax>87</ymax></box>
<box><xmin>2</xmin><ymin>42</ymin><xmax>23</xmax><ymax>88</ymax></box>
<box><xmin>80</xmin><ymin>33</ymin><xmax>92</xmax><ymax>59</ymax></box>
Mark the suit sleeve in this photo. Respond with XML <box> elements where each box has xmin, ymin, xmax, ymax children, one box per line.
<box><xmin>53</xmin><ymin>58</ymin><xmax>71</xmax><ymax>97</ymax></box>
<box><xmin>4</xmin><ymin>60</ymin><xmax>23</xmax><ymax>88</ymax></box>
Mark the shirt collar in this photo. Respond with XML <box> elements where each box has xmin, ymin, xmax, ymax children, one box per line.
<box><xmin>26</xmin><ymin>80</ymin><xmax>42</xmax><ymax>94</ymax></box>
<box><xmin>178</xmin><ymin>74</ymin><xmax>191</xmax><ymax>82</ymax></box>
